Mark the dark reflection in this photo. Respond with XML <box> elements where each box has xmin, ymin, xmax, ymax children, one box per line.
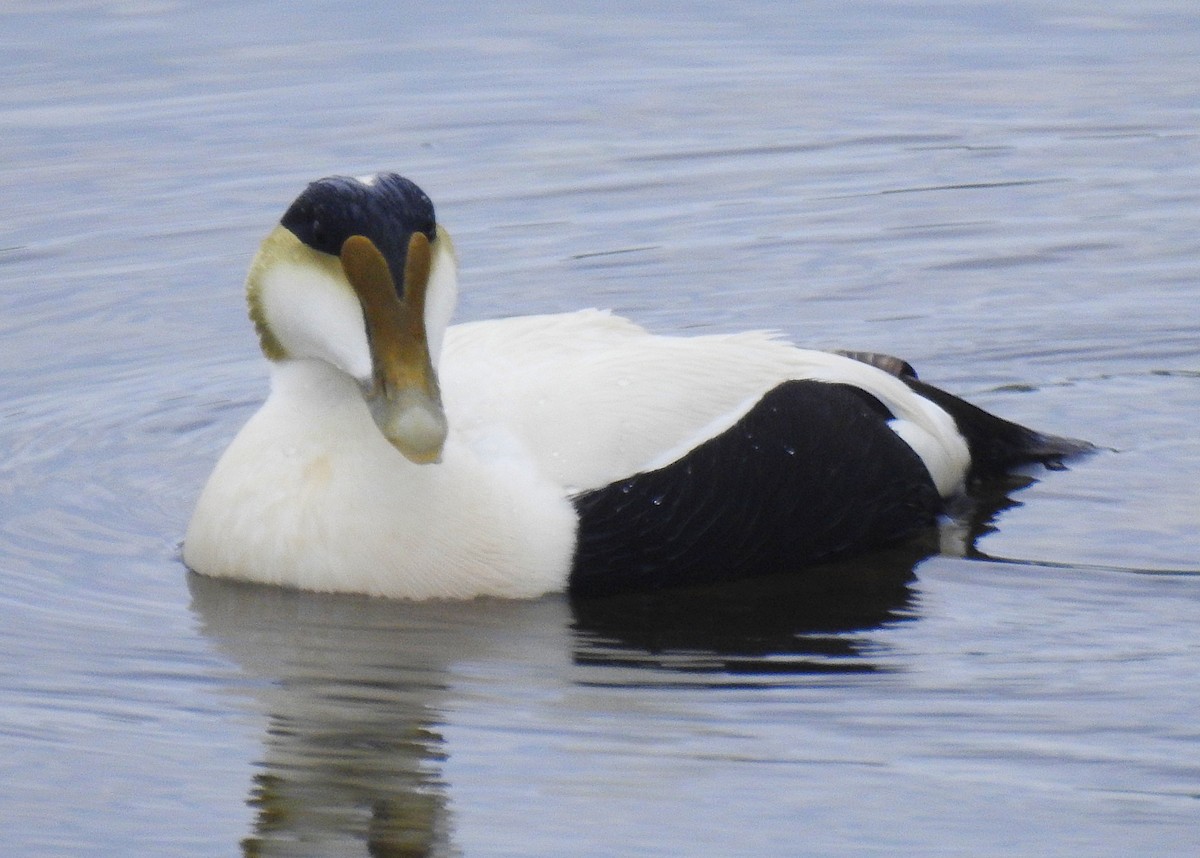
<box><xmin>570</xmin><ymin>473</ymin><xmax>1040</xmax><ymax>678</ymax></box>
<box><xmin>188</xmin><ymin>575</ymin><xmax>566</xmax><ymax>858</ymax></box>
<box><xmin>570</xmin><ymin>540</ymin><xmax>931</xmax><ymax>679</ymax></box>
<box><xmin>955</xmin><ymin>471</ymin><xmax>1040</xmax><ymax>559</ymax></box>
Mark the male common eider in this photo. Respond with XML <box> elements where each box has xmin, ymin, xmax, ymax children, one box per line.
<box><xmin>184</xmin><ymin>172</ymin><xmax>1088</xmax><ymax>599</ymax></box>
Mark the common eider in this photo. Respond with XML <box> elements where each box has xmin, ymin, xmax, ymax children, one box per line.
<box><xmin>183</xmin><ymin>172</ymin><xmax>1087</xmax><ymax>599</ymax></box>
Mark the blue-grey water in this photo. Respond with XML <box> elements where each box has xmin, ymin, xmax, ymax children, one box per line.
<box><xmin>2</xmin><ymin>2</ymin><xmax>1199</xmax><ymax>855</ymax></box>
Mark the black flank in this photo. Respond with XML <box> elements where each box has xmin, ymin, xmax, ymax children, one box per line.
<box><xmin>569</xmin><ymin>380</ymin><xmax>943</xmax><ymax>597</ymax></box>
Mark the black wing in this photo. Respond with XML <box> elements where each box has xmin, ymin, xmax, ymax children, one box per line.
<box><xmin>569</xmin><ymin>380</ymin><xmax>942</xmax><ymax>597</ymax></box>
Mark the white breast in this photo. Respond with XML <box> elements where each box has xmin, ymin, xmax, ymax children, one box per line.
<box><xmin>183</xmin><ymin>359</ymin><xmax>577</xmax><ymax>599</ymax></box>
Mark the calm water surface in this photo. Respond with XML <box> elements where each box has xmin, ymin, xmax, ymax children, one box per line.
<box><xmin>2</xmin><ymin>2</ymin><xmax>1198</xmax><ymax>855</ymax></box>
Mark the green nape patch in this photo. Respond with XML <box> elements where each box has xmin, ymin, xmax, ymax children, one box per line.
<box><xmin>246</xmin><ymin>283</ymin><xmax>288</xmax><ymax>361</ymax></box>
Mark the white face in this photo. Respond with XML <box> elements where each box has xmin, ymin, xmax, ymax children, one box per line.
<box><xmin>246</xmin><ymin>225</ymin><xmax>459</xmax><ymax>464</ymax></box>
<box><xmin>255</xmin><ymin>257</ymin><xmax>374</xmax><ymax>383</ymax></box>
<box><xmin>248</xmin><ymin>225</ymin><xmax>459</xmax><ymax>377</ymax></box>
<box><xmin>422</xmin><ymin>226</ymin><xmax>458</xmax><ymax>365</ymax></box>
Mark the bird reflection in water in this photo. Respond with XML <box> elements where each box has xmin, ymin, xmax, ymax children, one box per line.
<box><xmin>188</xmin><ymin>472</ymin><xmax>1033</xmax><ymax>855</ymax></box>
<box><xmin>189</xmin><ymin>575</ymin><xmax>477</xmax><ymax>857</ymax></box>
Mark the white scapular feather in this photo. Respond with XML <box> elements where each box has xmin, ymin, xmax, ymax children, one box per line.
<box><xmin>439</xmin><ymin>309</ymin><xmax>969</xmax><ymax>496</ymax></box>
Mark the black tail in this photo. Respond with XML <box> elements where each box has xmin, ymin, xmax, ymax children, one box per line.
<box><xmin>835</xmin><ymin>349</ymin><xmax>1093</xmax><ymax>481</ymax></box>
<box><xmin>904</xmin><ymin>378</ymin><xmax>1094</xmax><ymax>481</ymax></box>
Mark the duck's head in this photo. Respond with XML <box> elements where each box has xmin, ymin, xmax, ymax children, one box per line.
<box><xmin>246</xmin><ymin>173</ymin><xmax>457</xmax><ymax>464</ymax></box>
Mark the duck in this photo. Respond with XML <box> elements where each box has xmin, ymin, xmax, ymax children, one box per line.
<box><xmin>183</xmin><ymin>172</ymin><xmax>1088</xmax><ymax>600</ymax></box>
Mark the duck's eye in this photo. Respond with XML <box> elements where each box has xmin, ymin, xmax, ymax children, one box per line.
<box><xmin>310</xmin><ymin>219</ymin><xmax>324</xmax><ymax>243</ymax></box>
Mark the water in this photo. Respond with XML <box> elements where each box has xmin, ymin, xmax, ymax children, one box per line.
<box><xmin>2</xmin><ymin>1</ymin><xmax>1198</xmax><ymax>854</ymax></box>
